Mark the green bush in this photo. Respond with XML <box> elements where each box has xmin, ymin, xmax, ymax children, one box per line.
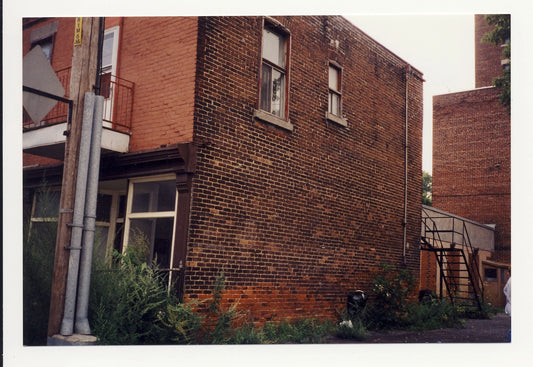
<box><xmin>364</xmin><ymin>263</ymin><xmax>416</xmax><ymax>330</ymax></box>
<box><xmin>90</xmin><ymin>249</ymin><xmax>175</xmax><ymax>344</ymax></box>
<box><xmin>262</xmin><ymin>318</ymin><xmax>335</xmax><ymax>344</ymax></box>
<box><xmin>404</xmin><ymin>298</ymin><xmax>463</xmax><ymax>330</ymax></box>
<box><xmin>227</xmin><ymin>323</ymin><xmax>266</xmax><ymax>344</ymax></box>
<box><xmin>199</xmin><ymin>270</ymin><xmax>243</xmax><ymax>344</ymax></box>
<box><xmin>23</xmin><ymin>188</ymin><xmax>58</xmax><ymax>346</ymax></box>
<box><xmin>334</xmin><ymin>318</ymin><xmax>368</xmax><ymax>341</ymax></box>
<box><xmin>23</xmin><ymin>221</ymin><xmax>57</xmax><ymax>345</ymax></box>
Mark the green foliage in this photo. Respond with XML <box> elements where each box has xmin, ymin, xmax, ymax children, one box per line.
<box><xmin>365</xmin><ymin>263</ymin><xmax>416</xmax><ymax>330</ymax></box>
<box><xmin>335</xmin><ymin>318</ymin><xmax>368</xmax><ymax>341</ymax></box>
<box><xmin>227</xmin><ymin>322</ymin><xmax>266</xmax><ymax>344</ymax></box>
<box><xmin>494</xmin><ymin>66</ymin><xmax>510</xmax><ymax>112</ymax></box>
<box><xmin>482</xmin><ymin>14</ymin><xmax>511</xmax><ymax>112</ymax></box>
<box><xmin>422</xmin><ymin>171</ymin><xmax>432</xmax><ymax>206</ymax></box>
<box><xmin>158</xmin><ymin>301</ymin><xmax>204</xmax><ymax>344</ymax></box>
<box><xmin>361</xmin><ymin>263</ymin><xmax>473</xmax><ymax>331</ymax></box>
<box><xmin>23</xmin><ymin>189</ymin><xmax>58</xmax><ymax>345</ymax></box>
<box><xmin>262</xmin><ymin>318</ymin><xmax>335</xmax><ymax>344</ymax></box>
<box><xmin>23</xmin><ymin>220</ymin><xmax>57</xmax><ymax>345</ymax></box>
<box><xmin>404</xmin><ymin>298</ymin><xmax>463</xmax><ymax>330</ymax></box>
<box><xmin>90</xmin><ymin>248</ymin><xmax>174</xmax><ymax>344</ymax></box>
<box><xmin>455</xmin><ymin>301</ymin><xmax>498</xmax><ymax>320</ymax></box>
<box><xmin>201</xmin><ymin>270</ymin><xmax>243</xmax><ymax>344</ymax></box>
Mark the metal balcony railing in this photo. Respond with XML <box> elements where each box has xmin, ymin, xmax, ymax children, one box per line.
<box><xmin>23</xmin><ymin>67</ymin><xmax>134</xmax><ymax>134</ymax></box>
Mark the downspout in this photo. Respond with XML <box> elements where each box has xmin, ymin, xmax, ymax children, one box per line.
<box><xmin>60</xmin><ymin>92</ymin><xmax>95</xmax><ymax>335</ymax></box>
<box><xmin>93</xmin><ymin>17</ymin><xmax>105</xmax><ymax>96</ymax></box>
<box><xmin>75</xmin><ymin>95</ymin><xmax>104</xmax><ymax>334</ymax></box>
<box><xmin>402</xmin><ymin>65</ymin><xmax>411</xmax><ymax>265</ymax></box>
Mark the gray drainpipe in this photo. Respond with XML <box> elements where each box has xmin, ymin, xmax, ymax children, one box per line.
<box><xmin>60</xmin><ymin>92</ymin><xmax>96</xmax><ymax>335</ymax></box>
<box><xmin>402</xmin><ymin>65</ymin><xmax>411</xmax><ymax>265</ymax></box>
<box><xmin>75</xmin><ymin>95</ymin><xmax>104</xmax><ymax>335</ymax></box>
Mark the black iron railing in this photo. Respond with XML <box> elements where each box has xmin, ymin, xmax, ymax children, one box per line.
<box><xmin>23</xmin><ymin>67</ymin><xmax>134</xmax><ymax>133</ymax></box>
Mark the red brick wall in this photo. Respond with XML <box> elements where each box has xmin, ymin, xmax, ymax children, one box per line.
<box><xmin>23</xmin><ymin>18</ymin><xmax>75</xmax><ymax>71</ymax></box>
<box><xmin>23</xmin><ymin>18</ymin><xmax>76</xmax><ymax>168</ymax></box>
<box><xmin>186</xmin><ymin>16</ymin><xmax>423</xmax><ymax>323</ymax></box>
<box><xmin>420</xmin><ymin>250</ymin><xmax>437</xmax><ymax>292</ymax></box>
<box><xmin>432</xmin><ymin>87</ymin><xmax>510</xmax><ymax>262</ymax></box>
<box><xmin>119</xmin><ymin>17</ymin><xmax>197</xmax><ymax>150</ymax></box>
<box><xmin>475</xmin><ymin>14</ymin><xmax>506</xmax><ymax>88</ymax></box>
<box><xmin>23</xmin><ymin>17</ymin><xmax>197</xmax><ymax>168</ymax></box>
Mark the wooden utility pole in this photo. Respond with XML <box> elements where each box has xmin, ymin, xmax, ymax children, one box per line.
<box><xmin>48</xmin><ymin>17</ymin><xmax>102</xmax><ymax>337</ymax></box>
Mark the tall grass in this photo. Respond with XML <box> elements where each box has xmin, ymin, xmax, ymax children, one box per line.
<box><xmin>23</xmin><ymin>189</ymin><xmax>58</xmax><ymax>346</ymax></box>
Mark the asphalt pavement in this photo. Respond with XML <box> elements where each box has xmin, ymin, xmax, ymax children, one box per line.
<box><xmin>329</xmin><ymin>313</ymin><xmax>511</xmax><ymax>343</ymax></box>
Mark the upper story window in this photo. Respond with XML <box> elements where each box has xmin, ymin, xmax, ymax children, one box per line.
<box><xmin>29</xmin><ymin>21</ymin><xmax>59</xmax><ymax>63</ymax></box>
<box><xmin>326</xmin><ymin>61</ymin><xmax>347</xmax><ymax>127</ymax></box>
<box><xmin>32</xmin><ymin>37</ymin><xmax>54</xmax><ymax>61</ymax></box>
<box><xmin>102</xmin><ymin>27</ymin><xmax>119</xmax><ymax>76</ymax></box>
<box><xmin>100</xmin><ymin>26</ymin><xmax>120</xmax><ymax>123</ymax></box>
<box><xmin>260</xmin><ymin>23</ymin><xmax>288</xmax><ymax>119</ymax></box>
<box><xmin>328</xmin><ymin>64</ymin><xmax>342</xmax><ymax>116</ymax></box>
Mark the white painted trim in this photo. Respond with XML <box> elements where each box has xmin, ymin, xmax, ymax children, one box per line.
<box><xmin>253</xmin><ymin>109</ymin><xmax>293</xmax><ymax>131</ymax></box>
<box><xmin>122</xmin><ymin>174</ymin><xmax>177</xmax><ymax>263</ymax></box>
<box><xmin>326</xmin><ymin>112</ymin><xmax>348</xmax><ymax>127</ymax></box>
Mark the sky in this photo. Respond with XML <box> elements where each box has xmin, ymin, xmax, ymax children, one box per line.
<box><xmin>345</xmin><ymin>15</ymin><xmax>476</xmax><ymax>174</ymax></box>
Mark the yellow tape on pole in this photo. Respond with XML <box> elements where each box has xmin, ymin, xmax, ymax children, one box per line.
<box><xmin>74</xmin><ymin>18</ymin><xmax>83</xmax><ymax>46</ymax></box>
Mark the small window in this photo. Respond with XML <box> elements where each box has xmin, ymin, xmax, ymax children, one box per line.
<box><xmin>31</xmin><ymin>36</ymin><xmax>54</xmax><ymax>62</ymax></box>
<box><xmin>326</xmin><ymin>62</ymin><xmax>347</xmax><ymax>127</ymax></box>
<box><xmin>260</xmin><ymin>24</ymin><xmax>288</xmax><ymax>118</ymax></box>
<box><xmin>484</xmin><ymin>268</ymin><xmax>498</xmax><ymax>281</ymax></box>
<box><xmin>29</xmin><ymin>21</ymin><xmax>58</xmax><ymax>62</ymax></box>
<box><xmin>328</xmin><ymin>64</ymin><xmax>341</xmax><ymax>116</ymax></box>
<box><xmin>100</xmin><ymin>27</ymin><xmax>119</xmax><ymax>123</ymax></box>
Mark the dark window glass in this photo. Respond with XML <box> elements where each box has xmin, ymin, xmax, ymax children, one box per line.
<box><xmin>96</xmin><ymin>194</ymin><xmax>112</xmax><ymax>222</ymax></box>
<box><xmin>33</xmin><ymin>190</ymin><xmax>60</xmax><ymax>218</ymax></box>
<box><xmin>131</xmin><ymin>180</ymin><xmax>176</xmax><ymax>213</ymax></box>
<box><xmin>484</xmin><ymin>268</ymin><xmax>498</xmax><ymax>281</ymax></box>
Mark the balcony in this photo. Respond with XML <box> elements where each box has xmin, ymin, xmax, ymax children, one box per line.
<box><xmin>23</xmin><ymin>67</ymin><xmax>134</xmax><ymax>160</ymax></box>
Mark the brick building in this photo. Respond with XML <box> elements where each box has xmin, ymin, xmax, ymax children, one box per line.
<box><xmin>429</xmin><ymin>15</ymin><xmax>510</xmax><ymax>306</ymax></box>
<box><xmin>23</xmin><ymin>16</ymin><xmax>424</xmax><ymax>324</ymax></box>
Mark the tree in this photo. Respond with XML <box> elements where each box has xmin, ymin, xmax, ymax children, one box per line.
<box><xmin>482</xmin><ymin>14</ymin><xmax>510</xmax><ymax>113</ymax></box>
<box><xmin>422</xmin><ymin>171</ymin><xmax>432</xmax><ymax>206</ymax></box>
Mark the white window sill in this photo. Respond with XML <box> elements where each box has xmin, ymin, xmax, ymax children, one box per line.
<box><xmin>326</xmin><ymin>112</ymin><xmax>347</xmax><ymax>127</ymax></box>
<box><xmin>253</xmin><ymin>109</ymin><xmax>293</xmax><ymax>132</ymax></box>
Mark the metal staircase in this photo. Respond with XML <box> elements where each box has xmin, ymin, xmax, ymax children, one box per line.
<box><xmin>421</xmin><ymin>207</ymin><xmax>484</xmax><ymax>310</ymax></box>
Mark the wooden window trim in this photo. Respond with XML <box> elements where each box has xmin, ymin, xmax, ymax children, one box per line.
<box><xmin>327</xmin><ymin>61</ymin><xmax>347</xmax><ymax>127</ymax></box>
<box><xmin>256</xmin><ymin>17</ymin><xmax>292</xmax><ymax>129</ymax></box>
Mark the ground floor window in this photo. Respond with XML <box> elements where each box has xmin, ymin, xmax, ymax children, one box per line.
<box><xmin>27</xmin><ymin>174</ymin><xmax>178</xmax><ymax>281</ymax></box>
<box><xmin>123</xmin><ymin>175</ymin><xmax>177</xmax><ymax>273</ymax></box>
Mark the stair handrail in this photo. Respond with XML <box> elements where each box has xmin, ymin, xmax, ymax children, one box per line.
<box><xmin>421</xmin><ymin>208</ymin><xmax>457</xmax><ymax>299</ymax></box>
<box><xmin>461</xmin><ymin>224</ymin><xmax>484</xmax><ymax>301</ymax></box>
<box><xmin>421</xmin><ymin>207</ymin><xmax>484</xmax><ymax>306</ymax></box>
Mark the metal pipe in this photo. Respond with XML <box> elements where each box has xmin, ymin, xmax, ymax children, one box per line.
<box><xmin>402</xmin><ymin>65</ymin><xmax>411</xmax><ymax>265</ymax></box>
<box><xmin>60</xmin><ymin>92</ymin><xmax>95</xmax><ymax>335</ymax></box>
<box><xmin>94</xmin><ymin>17</ymin><xmax>105</xmax><ymax>96</ymax></box>
<box><xmin>75</xmin><ymin>95</ymin><xmax>104</xmax><ymax>334</ymax></box>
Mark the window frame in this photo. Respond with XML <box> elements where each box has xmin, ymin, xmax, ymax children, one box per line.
<box><xmin>254</xmin><ymin>18</ymin><xmax>293</xmax><ymax>131</ymax></box>
<box><xmin>101</xmin><ymin>26</ymin><xmax>120</xmax><ymax>126</ymax></box>
<box><xmin>29</xmin><ymin>21</ymin><xmax>58</xmax><ymax>63</ymax></box>
<box><xmin>122</xmin><ymin>174</ymin><xmax>178</xmax><ymax>285</ymax></box>
<box><xmin>31</xmin><ymin>36</ymin><xmax>55</xmax><ymax>62</ymax></box>
<box><xmin>94</xmin><ymin>189</ymin><xmax>127</xmax><ymax>260</ymax></box>
<box><xmin>326</xmin><ymin>60</ymin><xmax>347</xmax><ymax>127</ymax></box>
<box><xmin>29</xmin><ymin>188</ymin><xmax>61</xmax><ymax>226</ymax></box>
